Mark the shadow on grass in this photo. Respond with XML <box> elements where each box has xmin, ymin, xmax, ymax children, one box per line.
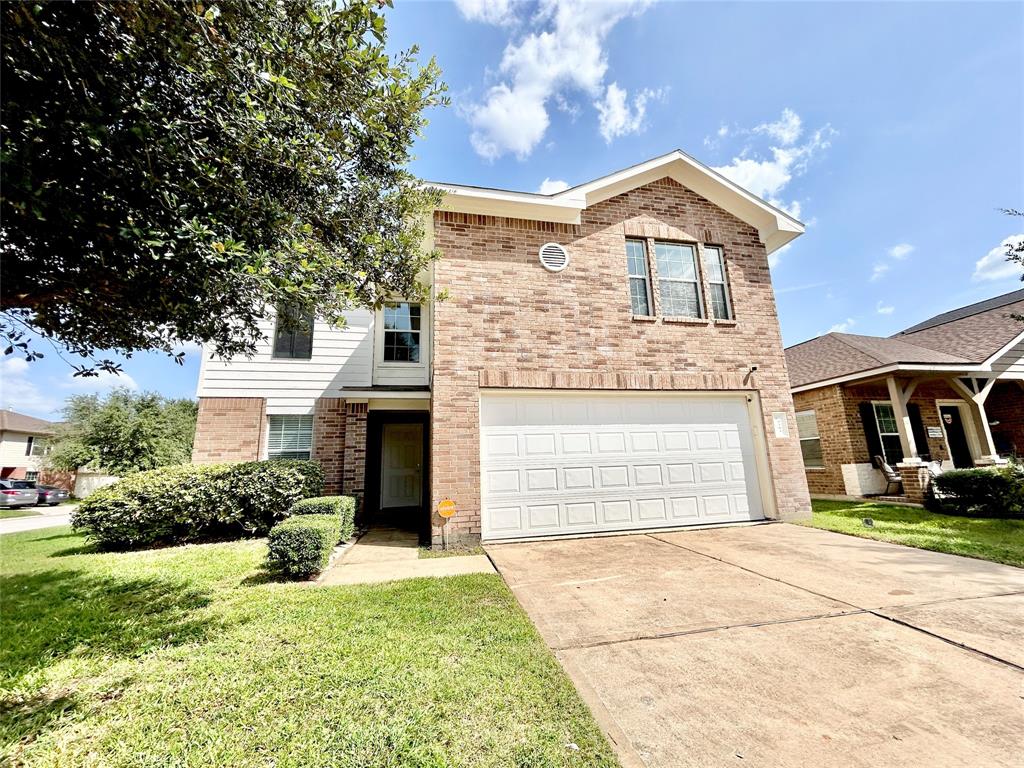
<box><xmin>0</xmin><ymin>569</ymin><xmax>214</xmax><ymax>748</ymax></box>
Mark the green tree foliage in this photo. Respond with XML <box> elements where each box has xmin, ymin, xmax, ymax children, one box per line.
<box><xmin>48</xmin><ymin>389</ymin><xmax>198</xmax><ymax>475</ymax></box>
<box><xmin>1</xmin><ymin>1</ymin><xmax>446</xmax><ymax>374</ymax></box>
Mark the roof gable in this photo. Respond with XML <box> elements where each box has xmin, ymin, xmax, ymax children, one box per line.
<box><xmin>431</xmin><ymin>150</ymin><xmax>804</xmax><ymax>255</ymax></box>
<box><xmin>0</xmin><ymin>409</ymin><xmax>56</xmax><ymax>435</ymax></box>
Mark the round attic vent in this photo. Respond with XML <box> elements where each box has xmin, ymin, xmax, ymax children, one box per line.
<box><xmin>538</xmin><ymin>242</ymin><xmax>570</xmax><ymax>273</ymax></box>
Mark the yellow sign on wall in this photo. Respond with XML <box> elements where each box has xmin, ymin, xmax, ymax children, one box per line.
<box><xmin>438</xmin><ymin>499</ymin><xmax>457</xmax><ymax>519</ymax></box>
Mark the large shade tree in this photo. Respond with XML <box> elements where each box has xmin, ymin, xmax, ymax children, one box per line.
<box><xmin>1</xmin><ymin>0</ymin><xmax>446</xmax><ymax>374</ymax></box>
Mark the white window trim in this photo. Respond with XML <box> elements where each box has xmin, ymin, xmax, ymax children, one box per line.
<box><xmin>871</xmin><ymin>400</ymin><xmax>904</xmax><ymax>464</ymax></box>
<box><xmin>266</xmin><ymin>414</ymin><xmax>314</xmax><ymax>460</ymax></box>
<box><xmin>795</xmin><ymin>409</ymin><xmax>824</xmax><ymax>469</ymax></box>
<box><xmin>701</xmin><ymin>244</ymin><xmax>732</xmax><ymax>320</ymax></box>
<box><xmin>373</xmin><ymin>300</ymin><xmax>431</xmax><ymax>376</ymax></box>
<box><xmin>654</xmin><ymin>240</ymin><xmax>705</xmax><ymax>319</ymax></box>
<box><xmin>625</xmin><ymin>239</ymin><xmax>654</xmax><ymax>316</ymax></box>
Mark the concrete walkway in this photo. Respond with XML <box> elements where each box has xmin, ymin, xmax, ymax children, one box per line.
<box><xmin>318</xmin><ymin>527</ymin><xmax>494</xmax><ymax>586</ymax></box>
<box><xmin>0</xmin><ymin>504</ymin><xmax>76</xmax><ymax>536</ymax></box>
<box><xmin>488</xmin><ymin>523</ymin><xmax>1024</xmax><ymax>768</ymax></box>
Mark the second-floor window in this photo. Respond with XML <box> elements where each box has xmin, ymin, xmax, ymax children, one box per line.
<box><xmin>702</xmin><ymin>246</ymin><xmax>732</xmax><ymax>320</ymax></box>
<box><xmin>654</xmin><ymin>242</ymin><xmax>702</xmax><ymax>318</ymax></box>
<box><xmin>626</xmin><ymin>239</ymin><xmax>652</xmax><ymax>316</ymax></box>
<box><xmin>383</xmin><ymin>302</ymin><xmax>421</xmax><ymax>363</ymax></box>
<box><xmin>273</xmin><ymin>305</ymin><xmax>314</xmax><ymax>359</ymax></box>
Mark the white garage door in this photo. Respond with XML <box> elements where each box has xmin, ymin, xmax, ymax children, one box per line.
<box><xmin>480</xmin><ymin>392</ymin><xmax>767</xmax><ymax>540</ymax></box>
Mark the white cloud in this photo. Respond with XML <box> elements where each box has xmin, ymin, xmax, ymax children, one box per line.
<box><xmin>0</xmin><ymin>358</ymin><xmax>61</xmax><ymax>417</ymax></box>
<box><xmin>537</xmin><ymin>177</ymin><xmax>570</xmax><ymax>194</ymax></box>
<box><xmin>713</xmin><ymin>117</ymin><xmax>834</xmax><ymax>218</ymax></box>
<box><xmin>972</xmin><ymin>234</ymin><xmax>1024</xmax><ymax>282</ymax></box>
<box><xmin>888</xmin><ymin>243</ymin><xmax>914</xmax><ymax>260</ymax></box>
<box><xmin>753</xmin><ymin>108</ymin><xmax>802</xmax><ymax>146</ymax></box>
<box><xmin>876</xmin><ymin>301</ymin><xmax>895</xmax><ymax>315</ymax></box>
<box><xmin>870</xmin><ymin>262</ymin><xmax>891</xmax><ymax>281</ymax></box>
<box><xmin>453</xmin><ymin>0</ymin><xmax>517</xmax><ymax>26</ymax></box>
<box><xmin>61</xmin><ymin>370</ymin><xmax>138</xmax><ymax>393</ymax></box>
<box><xmin>717</xmin><ymin>124</ymin><xmax>729</xmax><ymax>138</ymax></box>
<box><xmin>465</xmin><ymin>0</ymin><xmax>656</xmax><ymax>160</ymax></box>
<box><xmin>595</xmin><ymin>83</ymin><xmax>663</xmax><ymax>143</ymax></box>
<box><xmin>828</xmin><ymin>318</ymin><xmax>856</xmax><ymax>333</ymax></box>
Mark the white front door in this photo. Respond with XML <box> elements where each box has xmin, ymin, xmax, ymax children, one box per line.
<box><xmin>381</xmin><ymin>422</ymin><xmax>423</xmax><ymax>509</ymax></box>
<box><xmin>480</xmin><ymin>392</ymin><xmax>767</xmax><ymax>540</ymax></box>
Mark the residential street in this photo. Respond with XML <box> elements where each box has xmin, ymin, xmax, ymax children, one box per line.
<box><xmin>0</xmin><ymin>505</ymin><xmax>75</xmax><ymax>536</ymax></box>
<box><xmin>488</xmin><ymin>523</ymin><xmax>1024</xmax><ymax>767</ymax></box>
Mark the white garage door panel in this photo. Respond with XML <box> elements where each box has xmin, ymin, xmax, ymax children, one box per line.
<box><xmin>480</xmin><ymin>393</ymin><xmax>766</xmax><ymax>540</ymax></box>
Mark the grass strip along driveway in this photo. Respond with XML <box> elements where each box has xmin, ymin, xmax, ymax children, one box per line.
<box><xmin>799</xmin><ymin>499</ymin><xmax>1024</xmax><ymax>567</ymax></box>
<box><xmin>1</xmin><ymin>527</ymin><xmax>617</xmax><ymax>767</ymax></box>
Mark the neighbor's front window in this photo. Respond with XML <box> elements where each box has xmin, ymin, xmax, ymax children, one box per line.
<box><xmin>267</xmin><ymin>415</ymin><xmax>313</xmax><ymax>460</ymax></box>
<box><xmin>654</xmin><ymin>242</ymin><xmax>702</xmax><ymax>318</ymax></box>
<box><xmin>383</xmin><ymin>303</ymin><xmax>421</xmax><ymax>363</ymax></box>
<box><xmin>702</xmin><ymin>246</ymin><xmax>732</xmax><ymax>320</ymax></box>
<box><xmin>626</xmin><ymin>239</ymin><xmax>652</xmax><ymax>316</ymax></box>
<box><xmin>796</xmin><ymin>410</ymin><xmax>824</xmax><ymax>468</ymax></box>
<box><xmin>873</xmin><ymin>403</ymin><xmax>905</xmax><ymax>464</ymax></box>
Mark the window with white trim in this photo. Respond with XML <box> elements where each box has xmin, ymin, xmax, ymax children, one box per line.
<box><xmin>25</xmin><ymin>471</ymin><xmax>39</xmax><ymax>482</ymax></box>
<box><xmin>267</xmin><ymin>415</ymin><xmax>313</xmax><ymax>460</ymax></box>
<box><xmin>654</xmin><ymin>241</ymin><xmax>703</xmax><ymax>318</ymax></box>
<box><xmin>795</xmin><ymin>410</ymin><xmax>823</xmax><ymax>468</ymax></box>
<box><xmin>702</xmin><ymin>245</ymin><xmax>732</xmax><ymax>320</ymax></box>
<box><xmin>625</xmin><ymin>239</ymin><xmax>652</xmax><ymax>316</ymax></box>
<box><xmin>873</xmin><ymin>403</ymin><xmax>905</xmax><ymax>464</ymax></box>
<box><xmin>382</xmin><ymin>302</ymin><xmax>421</xmax><ymax>363</ymax></box>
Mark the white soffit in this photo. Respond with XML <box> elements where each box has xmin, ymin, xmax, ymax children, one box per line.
<box><xmin>429</xmin><ymin>150</ymin><xmax>805</xmax><ymax>254</ymax></box>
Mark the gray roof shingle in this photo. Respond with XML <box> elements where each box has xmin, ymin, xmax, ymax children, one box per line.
<box><xmin>0</xmin><ymin>409</ymin><xmax>56</xmax><ymax>435</ymax></box>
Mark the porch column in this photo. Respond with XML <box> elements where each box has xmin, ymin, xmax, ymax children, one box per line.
<box><xmin>342</xmin><ymin>400</ymin><xmax>369</xmax><ymax>498</ymax></box>
<box><xmin>947</xmin><ymin>377</ymin><xmax>1001</xmax><ymax>463</ymax></box>
<box><xmin>885</xmin><ymin>376</ymin><xmax>920</xmax><ymax>461</ymax></box>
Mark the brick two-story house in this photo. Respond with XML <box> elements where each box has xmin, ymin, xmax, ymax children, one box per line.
<box><xmin>193</xmin><ymin>150</ymin><xmax>812</xmax><ymax>546</ymax></box>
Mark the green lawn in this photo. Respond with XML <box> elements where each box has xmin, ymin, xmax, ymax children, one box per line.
<box><xmin>1</xmin><ymin>527</ymin><xmax>617</xmax><ymax>767</ymax></box>
<box><xmin>0</xmin><ymin>508</ymin><xmax>41</xmax><ymax>520</ymax></box>
<box><xmin>798</xmin><ymin>499</ymin><xmax>1024</xmax><ymax>567</ymax></box>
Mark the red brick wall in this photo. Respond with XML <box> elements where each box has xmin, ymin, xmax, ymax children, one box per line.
<box><xmin>987</xmin><ymin>382</ymin><xmax>1024</xmax><ymax>456</ymax></box>
<box><xmin>191</xmin><ymin>397</ymin><xmax>266</xmax><ymax>462</ymax></box>
<box><xmin>313</xmin><ymin>397</ymin><xmax>346</xmax><ymax>494</ymax></box>
<box><xmin>342</xmin><ymin>402</ymin><xmax>368</xmax><ymax>498</ymax></box>
<box><xmin>431</xmin><ymin>176</ymin><xmax>811</xmax><ymax>545</ymax></box>
<box><xmin>792</xmin><ymin>385</ymin><xmax>853</xmax><ymax>496</ymax></box>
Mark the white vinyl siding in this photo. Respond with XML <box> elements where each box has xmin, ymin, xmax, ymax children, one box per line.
<box><xmin>702</xmin><ymin>246</ymin><xmax>732</xmax><ymax>320</ymax></box>
<box><xmin>267</xmin><ymin>415</ymin><xmax>313</xmax><ymax>459</ymax></box>
<box><xmin>626</xmin><ymin>239</ymin><xmax>652</xmax><ymax>316</ymax></box>
<box><xmin>196</xmin><ymin>308</ymin><xmax>374</xmax><ymax>413</ymax></box>
<box><xmin>795</xmin><ymin>410</ymin><xmax>823</xmax><ymax>468</ymax></box>
<box><xmin>654</xmin><ymin>242</ymin><xmax>703</xmax><ymax>318</ymax></box>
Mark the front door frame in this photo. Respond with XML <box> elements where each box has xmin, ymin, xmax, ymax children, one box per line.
<box><xmin>935</xmin><ymin>399</ymin><xmax>980</xmax><ymax>468</ymax></box>
<box><xmin>364</xmin><ymin>410</ymin><xmax>430</xmax><ymax>539</ymax></box>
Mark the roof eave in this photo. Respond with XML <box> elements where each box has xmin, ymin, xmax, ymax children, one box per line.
<box><xmin>790</xmin><ymin>361</ymin><xmax>990</xmax><ymax>393</ymax></box>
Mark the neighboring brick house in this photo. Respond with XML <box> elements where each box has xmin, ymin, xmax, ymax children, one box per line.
<box><xmin>787</xmin><ymin>289</ymin><xmax>1024</xmax><ymax>503</ymax></box>
<box><xmin>194</xmin><ymin>150</ymin><xmax>812</xmax><ymax>546</ymax></box>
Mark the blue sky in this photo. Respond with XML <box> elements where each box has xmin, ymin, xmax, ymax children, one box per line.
<box><xmin>2</xmin><ymin>0</ymin><xmax>1022</xmax><ymax>420</ymax></box>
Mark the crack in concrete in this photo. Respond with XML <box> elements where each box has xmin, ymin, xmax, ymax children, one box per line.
<box><xmin>644</xmin><ymin>532</ymin><xmax>1024</xmax><ymax>673</ymax></box>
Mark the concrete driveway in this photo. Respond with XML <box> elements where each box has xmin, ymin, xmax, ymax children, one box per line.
<box><xmin>487</xmin><ymin>523</ymin><xmax>1024</xmax><ymax>768</ymax></box>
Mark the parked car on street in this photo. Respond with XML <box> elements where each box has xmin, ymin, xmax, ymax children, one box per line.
<box><xmin>0</xmin><ymin>479</ymin><xmax>40</xmax><ymax>508</ymax></box>
<box><xmin>35</xmin><ymin>484</ymin><xmax>69</xmax><ymax>506</ymax></box>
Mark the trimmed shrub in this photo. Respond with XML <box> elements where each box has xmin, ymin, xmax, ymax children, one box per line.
<box><xmin>267</xmin><ymin>514</ymin><xmax>342</xmax><ymax>578</ymax></box>
<box><xmin>289</xmin><ymin>495</ymin><xmax>356</xmax><ymax>541</ymax></box>
<box><xmin>72</xmin><ymin>459</ymin><xmax>324</xmax><ymax>549</ymax></box>
<box><xmin>928</xmin><ymin>463</ymin><xmax>1024</xmax><ymax>519</ymax></box>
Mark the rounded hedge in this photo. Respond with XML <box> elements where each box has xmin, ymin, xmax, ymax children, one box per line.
<box><xmin>928</xmin><ymin>463</ymin><xmax>1024</xmax><ymax>518</ymax></box>
<box><xmin>72</xmin><ymin>460</ymin><xmax>324</xmax><ymax>549</ymax></box>
<box><xmin>266</xmin><ymin>513</ymin><xmax>343</xmax><ymax>579</ymax></box>
<box><xmin>288</xmin><ymin>495</ymin><xmax>356</xmax><ymax>541</ymax></box>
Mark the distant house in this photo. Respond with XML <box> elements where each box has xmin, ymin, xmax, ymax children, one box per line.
<box><xmin>786</xmin><ymin>289</ymin><xmax>1024</xmax><ymax>503</ymax></box>
<box><xmin>0</xmin><ymin>409</ymin><xmax>57</xmax><ymax>483</ymax></box>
